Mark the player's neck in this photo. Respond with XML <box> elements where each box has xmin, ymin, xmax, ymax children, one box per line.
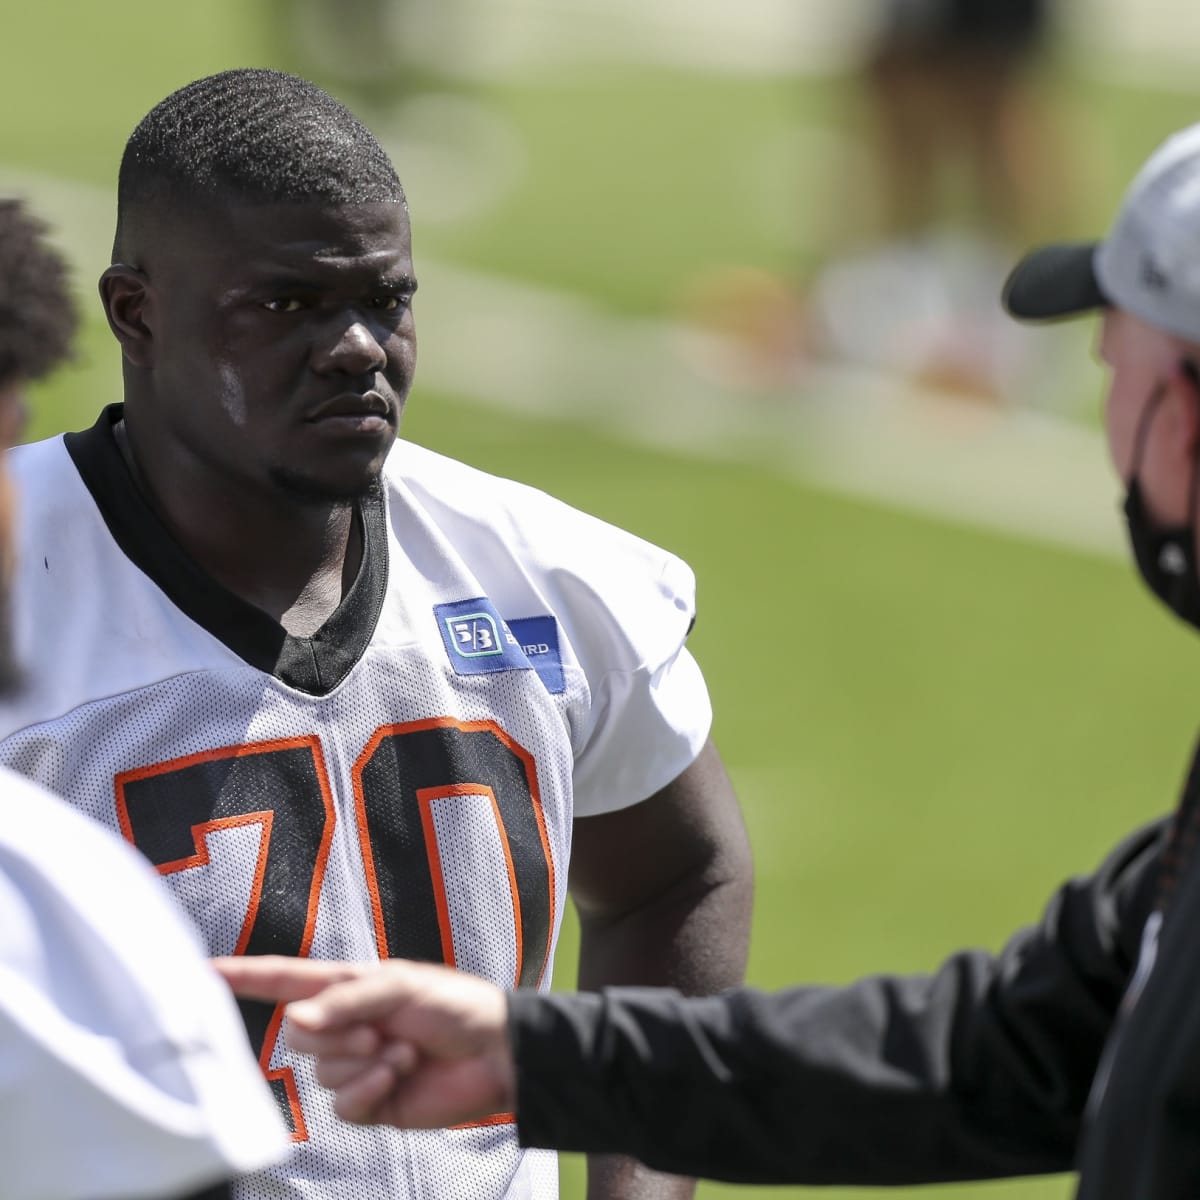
<box><xmin>112</xmin><ymin>417</ymin><xmax>363</xmax><ymax>636</ymax></box>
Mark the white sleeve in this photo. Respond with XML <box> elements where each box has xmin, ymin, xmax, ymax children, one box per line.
<box><xmin>565</xmin><ymin>542</ymin><xmax>713</xmax><ymax>820</ymax></box>
<box><xmin>387</xmin><ymin>443</ymin><xmax>714</xmax><ymax>820</ymax></box>
<box><xmin>0</xmin><ymin>772</ymin><xmax>289</xmax><ymax>1200</ymax></box>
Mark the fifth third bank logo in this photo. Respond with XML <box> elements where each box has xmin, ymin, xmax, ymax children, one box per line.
<box><xmin>445</xmin><ymin>611</ymin><xmax>506</xmax><ymax>657</ymax></box>
<box><xmin>434</xmin><ymin>597</ymin><xmax>549</xmax><ymax>681</ymax></box>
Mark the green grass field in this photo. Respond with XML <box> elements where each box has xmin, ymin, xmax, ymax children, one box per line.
<box><xmin>7</xmin><ymin>4</ymin><xmax>1200</xmax><ymax>1197</ymax></box>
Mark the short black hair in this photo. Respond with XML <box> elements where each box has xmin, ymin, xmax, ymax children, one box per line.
<box><xmin>115</xmin><ymin>68</ymin><xmax>405</xmax><ymax>254</ymax></box>
<box><xmin>0</xmin><ymin>199</ymin><xmax>77</xmax><ymax>385</ymax></box>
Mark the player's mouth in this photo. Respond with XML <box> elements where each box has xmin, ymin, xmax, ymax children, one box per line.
<box><xmin>304</xmin><ymin>391</ymin><xmax>393</xmax><ymax>435</ymax></box>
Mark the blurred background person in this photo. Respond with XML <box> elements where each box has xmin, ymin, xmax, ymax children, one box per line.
<box><xmin>866</xmin><ymin>0</ymin><xmax>1050</xmax><ymax>251</ymax></box>
<box><xmin>805</xmin><ymin>0</ymin><xmax>1067</xmax><ymax>401</ymax></box>
<box><xmin>262</xmin><ymin>0</ymin><xmax>513</xmax><ymax>240</ymax></box>
<box><xmin>265</xmin><ymin>0</ymin><xmax>455</xmax><ymax>108</ymax></box>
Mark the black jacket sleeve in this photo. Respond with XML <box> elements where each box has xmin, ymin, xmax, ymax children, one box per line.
<box><xmin>509</xmin><ymin>820</ymin><xmax>1165</xmax><ymax>1185</ymax></box>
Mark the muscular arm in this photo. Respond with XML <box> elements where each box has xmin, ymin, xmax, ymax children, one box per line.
<box><xmin>516</xmin><ymin>819</ymin><xmax>1164</xmax><ymax>1186</ymax></box>
<box><xmin>568</xmin><ymin>737</ymin><xmax>754</xmax><ymax>1198</ymax></box>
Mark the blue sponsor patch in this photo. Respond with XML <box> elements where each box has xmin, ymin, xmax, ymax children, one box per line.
<box><xmin>507</xmin><ymin>615</ymin><xmax>565</xmax><ymax>695</ymax></box>
<box><xmin>435</xmin><ymin>598</ymin><xmax>531</xmax><ymax>676</ymax></box>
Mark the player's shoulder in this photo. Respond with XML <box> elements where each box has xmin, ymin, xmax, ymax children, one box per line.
<box><xmin>387</xmin><ymin>439</ymin><xmax>569</xmax><ymax>519</ymax></box>
<box><xmin>385</xmin><ymin>439</ymin><xmax>692</xmax><ymax>587</ymax></box>
<box><xmin>8</xmin><ymin>432</ymin><xmax>94</xmax><ymax>539</ymax></box>
<box><xmin>4</xmin><ymin>425</ymin><xmax>234</xmax><ymax>732</ymax></box>
<box><xmin>383</xmin><ymin>440</ymin><xmax>697</xmax><ymax>676</ymax></box>
<box><xmin>8</xmin><ymin>431</ymin><xmax>74</xmax><ymax>490</ymax></box>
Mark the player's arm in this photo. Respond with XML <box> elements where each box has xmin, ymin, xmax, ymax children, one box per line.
<box><xmin>567</xmin><ymin>736</ymin><xmax>754</xmax><ymax>1200</ymax></box>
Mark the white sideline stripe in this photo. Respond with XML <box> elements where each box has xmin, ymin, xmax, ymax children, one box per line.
<box><xmin>382</xmin><ymin>0</ymin><xmax>1200</xmax><ymax>82</ymax></box>
<box><xmin>415</xmin><ymin>261</ymin><xmax>1125</xmax><ymax>560</ymax></box>
<box><xmin>0</xmin><ymin>166</ymin><xmax>1124</xmax><ymax>561</ymax></box>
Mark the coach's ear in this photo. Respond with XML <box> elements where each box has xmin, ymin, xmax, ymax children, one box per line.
<box><xmin>99</xmin><ymin>265</ymin><xmax>155</xmax><ymax>368</ymax></box>
<box><xmin>1176</xmin><ymin>358</ymin><xmax>1200</xmax><ymax>457</ymax></box>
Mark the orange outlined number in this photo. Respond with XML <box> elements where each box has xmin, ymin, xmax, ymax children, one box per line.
<box><xmin>114</xmin><ymin>721</ymin><xmax>553</xmax><ymax>1140</ymax></box>
<box><xmin>115</xmin><ymin>737</ymin><xmax>335</xmax><ymax>1140</ymax></box>
<box><xmin>353</xmin><ymin>718</ymin><xmax>555</xmax><ymax>988</ymax></box>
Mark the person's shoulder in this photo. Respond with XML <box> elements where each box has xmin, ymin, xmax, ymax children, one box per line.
<box><xmin>386</xmin><ymin>439</ymin><xmax>556</xmax><ymax>511</ymax></box>
<box><xmin>8</xmin><ymin>430</ymin><xmax>70</xmax><ymax>483</ymax></box>
<box><xmin>383</xmin><ymin>440</ymin><xmax>697</xmax><ymax>672</ymax></box>
<box><xmin>384</xmin><ymin>439</ymin><xmax>685</xmax><ymax>570</ymax></box>
<box><xmin>9</xmin><ymin>431</ymin><xmax>90</xmax><ymax>528</ymax></box>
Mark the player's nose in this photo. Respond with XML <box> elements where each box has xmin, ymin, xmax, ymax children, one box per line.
<box><xmin>312</xmin><ymin>318</ymin><xmax>387</xmax><ymax>376</ymax></box>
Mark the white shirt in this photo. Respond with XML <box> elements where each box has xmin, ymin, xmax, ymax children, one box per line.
<box><xmin>0</xmin><ymin>767</ymin><xmax>288</xmax><ymax>1199</ymax></box>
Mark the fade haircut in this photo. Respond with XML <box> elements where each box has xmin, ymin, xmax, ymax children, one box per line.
<box><xmin>114</xmin><ymin>68</ymin><xmax>405</xmax><ymax>257</ymax></box>
<box><xmin>0</xmin><ymin>199</ymin><xmax>78</xmax><ymax>385</ymax></box>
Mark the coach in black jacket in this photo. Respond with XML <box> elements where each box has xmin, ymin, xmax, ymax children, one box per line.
<box><xmin>220</xmin><ymin>122</ymin><xmax>1200</xmax><ymax>1199</ymax></box>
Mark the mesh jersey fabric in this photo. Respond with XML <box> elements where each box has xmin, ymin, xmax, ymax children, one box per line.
<box><xmin>0</xmin><ymin>417</ymin><xmax>712</xmax><ymax>1199</ymax></box>
<box><xmin>0</xmin><ymin>766</ymin><xmax>288</xmax><ymax>1199</ymax></box>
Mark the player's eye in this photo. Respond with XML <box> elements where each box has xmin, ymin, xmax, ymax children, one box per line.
<box><xmin>262</xmin><ymin>297</ymin><xmax>305</xmax><ymax>314</ymax></box>
<box><xmin>369</xmin><ymin>293</ymin><xmax>412</xmax><ymax>313</ymax></box>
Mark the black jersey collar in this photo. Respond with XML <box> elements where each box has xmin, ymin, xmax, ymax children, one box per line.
<box><xmin>64</xmin><ymin>404</ymin><xmax>388</xmax><ymax>696</ymax></box>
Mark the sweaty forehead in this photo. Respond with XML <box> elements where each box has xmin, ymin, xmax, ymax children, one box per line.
<box><xmin>142</xmin><ymin>199</ymin><xmax>412</xmax><ymax>275</ymax></box>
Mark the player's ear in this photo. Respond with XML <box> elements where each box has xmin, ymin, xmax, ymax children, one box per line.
<box><xmin>98</xmin><ymin>265</ymin><xmax>155</xmax><ymax>369</ymax></box>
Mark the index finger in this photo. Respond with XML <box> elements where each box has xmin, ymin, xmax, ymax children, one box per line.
<box><xmin>213</xmin><ymin>955</ymin><xmax>370</xmax><ymax>1003</ymax></box>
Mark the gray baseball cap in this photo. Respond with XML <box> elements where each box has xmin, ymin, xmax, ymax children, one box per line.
<box><xmin>1004</xmin><ymin>124</ymin><xmax>1200</xmax><ymax>343</ymax></box>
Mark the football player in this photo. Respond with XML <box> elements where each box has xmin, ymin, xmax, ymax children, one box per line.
<box><xmin>0</xmin><ymin>199</ymin><xmax>288</xmax><ymax>1197</ymax></box>
<box><xmin>0</xmin><ymin>70</ymin><xmax>754</xmax><ymax>1200</ymax></box>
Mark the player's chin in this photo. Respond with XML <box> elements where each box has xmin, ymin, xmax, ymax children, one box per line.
<box><xmin>273</xmin><ymin>426</ymin><xmax>397</xmax><ymax>503</ymax></box>
<box><xmin>269</xmin><ymin>453</ymin><xmax>389</xmax><ymax>506</ymax></box>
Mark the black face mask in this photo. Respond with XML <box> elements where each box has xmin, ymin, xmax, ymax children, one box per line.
<box><xmin>1122</xmin><ymin>382</ymin><xmax>1200</xmax><ymax>630</ymax></box>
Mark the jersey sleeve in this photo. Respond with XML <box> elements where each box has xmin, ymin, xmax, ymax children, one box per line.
<box><xmin>388</xmin><ymin>443</ymin><xmax>714</xmax><ymax>819</ymax></box>
<box><xmin>0</xmin><ymin>773</ymin><xmax>289</xmax><ymax>1199</ymax></box>
<box><xmin>509</xmin><ymin>819</ymin><xmax>1164</xmax><ymax>1183</ymax></box>
<box><xmin>553</xmin><ymin>530</ymin><xmax>711</xmax><ymax>820</ymax></box>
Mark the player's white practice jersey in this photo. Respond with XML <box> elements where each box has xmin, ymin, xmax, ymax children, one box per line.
<box><xmin>0</xmin><ymin>405</ymin><xmax>711</xmax><ymax>1199</ymax></box>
